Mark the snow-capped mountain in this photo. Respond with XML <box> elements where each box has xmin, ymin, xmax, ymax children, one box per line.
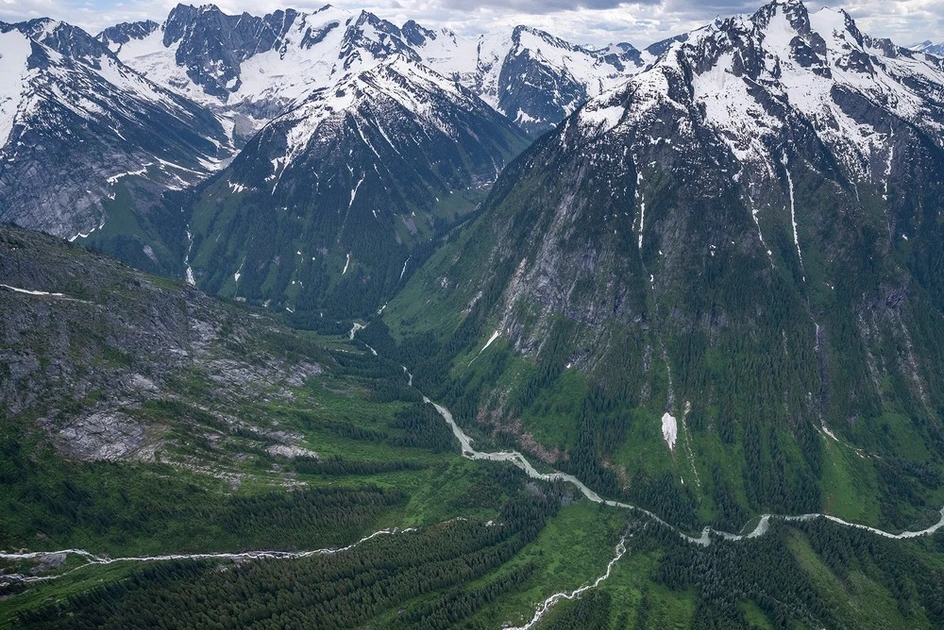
<box><xmin>75</xmin><ymin>3</ymin><xmax>648</xmax><ymax>315</ymax></box>
<box><xmin>0</xmin><ymin>18</ymin><xmax>229</xmax><ymax>239</ymax></box>
<box><xmin>403</xmin><ymin>23</ymin><xmax>649</xmax><ymax>136</ymax></box>
<box><xmin>386</xmin><ymin>0</ymin><xmax>944</xmax><ymax>518</ymax></box>
<box><xmin>573</xmin><ymin>0</ymin><xmax>944</xmax><ymax>195</ymax></box>
<box><xmin>102</xmin><ymin>4</ymin><xmax>649</xmax><ymax>136</ymax></box>
<box><xmin>185</xmin><ymin>56</ymin><xmax>529</xmax><ymax>319</ymax></box>
<box><xmin>98</xmin><ymin>19</ymin><xmax>160</xmax><ymax>50</ymax></box>
<box><xmin>910</xmin><ymin>40</ymin><xmax>944</xmax><ymax>57</ymax></box>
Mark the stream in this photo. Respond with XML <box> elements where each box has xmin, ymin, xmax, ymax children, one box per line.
<box><xmin>4</xmin><ymin>349</ymin><xmax>943</xmax><ymax>628</ymax></box>
<box><xmin>421</xmin><ymin>389</ymin><xmax>944</xmax><ymax>626</ymax></box>
<box><xmin>0</xmin><ymin>528</ymin><xmax>414</xmax><ymax>584</ymax></box>
<box><xmin>424</xmin><ymin>394</ymin><xmax>944</xmax><ymax>546</ymax></box>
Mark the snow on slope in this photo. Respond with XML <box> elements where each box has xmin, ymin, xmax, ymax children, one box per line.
<box><xmin>0</xmin><ymin>19</ymin><xmax>230</xmax><ymax>238</ymax></box>
<box><xmin>1</xmin><ymin>19</ymin><xmax>226</xmax><ymax>151</ymax></box>
<box><xmin>911</xmin><ymin>40</ymin><xmax>944</xmax><ymax>57</ymax></box>
<box><xmin>0</xmin><ymin>29</ymin><xmax>33</xmax><ymax>146</ymax></box>
<box><xmin>279</xmin><ymin>56</ymin><xmax>491</xmax><ymax>166</ymax></box>
<box><xmin>116</xmin><ymin>6</ymin><xmax>353</xmax><ymax>118</ymax></box>
<box><xmin>580</xmin><ymin>0</ymin><xmax>944</xmax><ymax>182</ymax></box>
<box><xmin>108</xmin><ymin>5</ymin><xmax>650</xmax><ymax>135</ymax></box>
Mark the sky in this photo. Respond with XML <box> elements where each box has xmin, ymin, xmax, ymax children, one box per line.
<box><xmin>1</xmin><ymin>0</ymin><xmax>942</xmax><ymax>48</ymax></box>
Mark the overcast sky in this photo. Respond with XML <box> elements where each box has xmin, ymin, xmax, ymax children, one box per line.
<box><xmin>1</xmin><ymin>0</ymin><xmax>941</xmax><ymax>48</ymax></box>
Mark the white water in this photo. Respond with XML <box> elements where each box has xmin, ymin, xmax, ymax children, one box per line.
<box><xmin>423</xmin><ymin>390</ymin><xmax>944</xmax><ymax>626</ymax></box>
<box><xmin>6</xmin><ymin>346</ymin><xmax>943</xmax><ymax>622</ymax></box>
<box><xmin>506</xmin><ymin>534</ymin><xmax>630</xmax><ymax>630</ymax></box>
<box><xmin>184</xmin><ymin>229</ymin><xmax>196</xmax><ymax>286</ymax></box>
<box><xmin>349</xmin><ymin>322</ymin><xmax>365</xmax><ymax>341</ymax></box>
<box><xmin>782</xmin><ymin>153</ymin><xmax>805</xmax><ymax>281</ymax></box>
<box><xmin>422</xmin><ymin>395</ymin><xmax>944</xmax><ymax>545</ymax></box>
<box><xmin>348</xmin><ymin>322</ymin><xmax>377</xmax><ymax>355</ymax></box>
<box><xmin>1</xmin><ymin>284</ymin><xmax>66</xmax><ymax>298</ymax></box>
<box><xmin>1</xmin><ymin>528</ymin><xmax>414</xmax><ymax>584</ymax></box>
<box><xmin>636</xmin><ymin>166</ymin><xmax>645</xmax><ymax>249</ymax></box>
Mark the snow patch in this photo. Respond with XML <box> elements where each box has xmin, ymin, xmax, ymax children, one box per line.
<box><xmin>1</xmin><ymin>284</ymin><xmax>66</xmax><ymax>298</ymax></box>
<box><xmin>661</xmin><ymin>412</ymin><xmax>678</xmax><ymax>450</ymax></box>
<box><xmin>482</xmin><ymin>329</ymin><xmax>501</xmax><ymax>352</ymax></box>
<box><xmin>782</xmin><ymin>154</ymin><xmax>805</xmax><ymax>281</ymax></box>
<box><xmin>399</xmin><ymin>256</ymin><xmax>411</xmax><ymax>281</ymax></box>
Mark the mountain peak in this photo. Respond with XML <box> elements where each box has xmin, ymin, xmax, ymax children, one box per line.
<box><xmin>97</xmin><ymin>19</ymin><xmax>159</xmax><ymax>50</ymax></box>
<box><xmin>5</xmin><ymin>18</ymin><xmax>117</xmax><ymax>67</ymax></box>
<box><xmin>910</xmin><ymin>40</ymin><xmax>944</xmax><ymax>56</ymax></box>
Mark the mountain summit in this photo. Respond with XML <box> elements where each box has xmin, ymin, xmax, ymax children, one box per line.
<box><xmin>102</xmin><ymin>4</ymin><xmax>648</xmax><ymax>136</ymax></box>
<box><xmin>184</xmin><ymin>55</ymin><xmax>529</xmax><ymax>319</ymax></box>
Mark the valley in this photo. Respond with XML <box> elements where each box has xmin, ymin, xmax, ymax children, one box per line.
<box><xmin>3</xmin><ymin>0</ymin><xmax>944</xmax><ymax>627</ymax></box>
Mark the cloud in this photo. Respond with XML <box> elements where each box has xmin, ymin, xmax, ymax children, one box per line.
<box><xmin>437</xmin><ymin>0</ymin><xmax>658</xmax><ymax>13</ymax></box>
<box><xmin>1</xmin><ymin>0</ymin><xmax>943</xmax><ymax>48</ymax></box>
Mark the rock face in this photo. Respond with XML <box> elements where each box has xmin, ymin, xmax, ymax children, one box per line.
<box><xmin>6</xmin><ymin>3</ymin><xmax>654</xmax><ymax>319</ymax></box>
<box><xmin>160</xmin><ymin>5</ymin><xmax>310</xmax><ymax>101</ymax></box>
<box><xmin>460</xmin><ymin>26</ymin><xmax>648</xmax><ymax>136</ymax></box>
<box><xmin>97</xmin><ymin>20</ymin><xmax>160</xmax><ymax>51</ymax></box>
<box><xmin>0</xmin><ymin>225</ymin><xmax>323</xmax><ymax>468</ymax></box>
<box><xmin>103</xmin><ymin>3</ymin><xmax>649</xmax><ymax>136</ymax></box>
<box><xmin>56</xmin><ymin>412</ymin><xmax>148</xmax><ymax>461</ymax></box>
<box><xmin>386</xmin><ymin>0</ymin><xmax>944</xmax><ymax>526</ymax></box>
<box><xmin>0</xmin><ymin>19</ymin><xmax>230</xmax><ymax>240</ymax></box>
<box><xmin>186</xmin><ymin>58</ymin><xmax>529</xmax><ymax>320</ymax></box>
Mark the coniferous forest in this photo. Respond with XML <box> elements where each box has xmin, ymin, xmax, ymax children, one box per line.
<box><xmin>5</xmin><ymin>0</ymin><xmax>944</xmax><ymax>627</ymax></box>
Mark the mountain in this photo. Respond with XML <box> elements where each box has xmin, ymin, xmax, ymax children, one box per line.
<box><xmin>0</xmin><ymin>221</ymin><xmax>485</xmax><ymax>577</ymax></box>
<box><xmin>0</xmin><ymin>18</ymin><xmax>230</xmax><ymax>240</ymax></box>
<box><xmin>97</xmin><ymin>19</ymin><xmax>160</xmax><ymax>50</ymax></box>
<box><xmin>6</xmin><ymin>222</ymin><xmax>944</xmax><ymax>630</ymax></box>
<box><xmin>910</xmin><ymin>40</ymin><xmax>944</xmax><ymax>57</ymax></box>
<box><xmin>185</xmin><ymin>57</ymin><xmax>529</xmax><ymax>321</ymax></box>
<box><xmin>0</xmin><ymin>224</ymin><xmax>321</xmax><ymax>453</ymax></box>
<box><xmin>644</xmin><ymin>32</ymin><xmax>690</xmax><ymax>57</ymax></box>
<box><xmin>405</xmin><ymin>23</ymin><xmax>649</xmax><ymax>136</ymax></box>
<box><xmin>79</xmin><ymin>4</ymin><xmax>654</xmax><ymax>317</ymax></box>
<box><xmin>381</xmin><ymin>0</ymin><xmax>944</xmax><ymax>531</ymax></box>
<box><xmin>102</xmin><ymin>4</ymin><xmax>648</xmax><ymax>136</ymax></box>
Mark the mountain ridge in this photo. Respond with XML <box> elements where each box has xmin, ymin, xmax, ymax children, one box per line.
<box><xmin>0</xmin><ymin>18</ymin><xmax>231</xmax><ymax>240</ymax></box>
<box><xmin>100</xmin><ymin>3</ymin><xmax>650</xmax><ymax>136</ymax></box>
<box><xmin>183</xmin><ymin>53</ymin><xmax>530</xmax><ymax>320</ymax></box>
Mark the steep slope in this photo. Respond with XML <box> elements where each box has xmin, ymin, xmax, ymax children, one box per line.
<box><xmin>186</xmin><ymin>57</ymin><xmax>529</xmax><ymax>321</ymax></box>
<box><xmin>103</xmin><ymin>5</ymin><xmax>364</xmax><ymax>127</ymax></box>
<box><xmin>0</xmin><ymin>223</ymin><xmax>432</xmax><ymax>557</ymax></box>
<box><xmin>85</xmin><ymin>5</ymin><xmax>645</xmax><ymax>317</ymax></box>
<box><xmin>97</xmin><ymin>20</ymin><xmax>160</xmax><ymax>50</ymax></box>
<box><xmin>407</xmin><ymin>23</ymin><xmax>649</xmax><ymax>136</ymax></box>
<box><xmin>382</xmin><ymin>0</ymin><xmax>944</xmax><ymax>531</ymax></box>
<box><xmin>0</xmin><ymin>224</ymin><xmax>323</xmax><ymax>465</ymax></box>
<box><xmin>104</xmin><ymin>4</ymin><xmax>648</xmax><ymax>136</ymax></box>
<box><xmin>0</xmin><ymin>223</ymin><xmax>607</xmax><ymax>630</ymax></box>
<box><xmin>0</xmin><ymin>19</ymin><xmax>229</xmax><ymax>240</ymax></box>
